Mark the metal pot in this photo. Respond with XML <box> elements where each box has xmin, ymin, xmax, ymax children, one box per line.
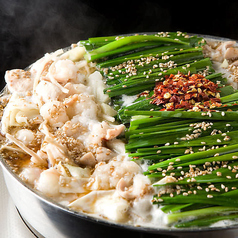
<box><xmin>1</xmin><ymin>34</ymin><xmax>238</xmax><ymax>238</ymax></box>
<box><xmin>2</xmin><ymin>157</ymin><xmax>238</xmax><ymax>238</ymax></box>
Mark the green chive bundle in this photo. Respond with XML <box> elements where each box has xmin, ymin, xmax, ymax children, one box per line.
<box><xmin>81</xmin><ymin>32</ymin><xmax>238</xmax><ymax>228</ymax></box>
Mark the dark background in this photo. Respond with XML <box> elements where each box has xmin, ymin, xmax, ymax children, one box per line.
<box><xmin>1</xmin><ymin>1</ymin><xmax>238</xmax><ymax>237</ymax></box>
<box><xmin>1</xmin><ymin>0</ymin><xmax>238</xmax><ymax>90</ymax></box>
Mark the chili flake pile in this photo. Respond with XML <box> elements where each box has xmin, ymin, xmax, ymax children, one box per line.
<box><xmin>151</xmin><ymin>73</ymin><xmax>222</xmax><ymax>111</ymax></box>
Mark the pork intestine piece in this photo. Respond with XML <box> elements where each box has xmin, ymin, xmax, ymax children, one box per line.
<box><xmin>89</xmin><ymin>160</ymin><xmax>141</xmax><ymax>191</ymax></box>
<box><xmin>40</xmin><ymin>100</ymin><xmax>69</xmax><ymax>128</ymax></box>
<box><xmin>5</xmin><ymin>69</ymin><xmax>33</xmax><ymax>94</ymax></box>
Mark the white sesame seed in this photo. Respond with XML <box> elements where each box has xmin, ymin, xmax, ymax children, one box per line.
<box><xmin>216</xmin><ymin>172</ymin><xmax>222</xmax><ymax>176</ymax></box>
<box><xmin>224</xmin><ymin>136</ymin><xmax>231</xmax><ymax>141</ymax></box>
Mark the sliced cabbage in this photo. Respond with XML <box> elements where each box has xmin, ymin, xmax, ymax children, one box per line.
<box><xmin>68</xmin><ymin>190</ymin><xmax>115</xmax><ymax>212</ymax></box>
<box><xmin>59</xmin><ymin>176</ymin><xmax>88</xmax><ymax>193</ymax></box>
<box><xmin>57</xmin><ymin>162</ymin><xmax>70</xmax><ymax>177</ymax></box>
<box><xmin>101</xmin><ymin>103</ymin><xmax>117</xmax><ymax>117</ymax></box>
<box><xmin>94</xmin><ymin>192</ymin><xmax>130</xmax><ymax>222</ymax></box>
<box><xmin>101</xmin><ymin>103</ymin><xmax>117</xmax><ymax>122</ymax></box>
<box><xmin>1</xmin><ymin>93</ymin><xmax>40</xmax><ymax>133</ymax></box>
<box><xmin>87</xmin><ymin>71</ymin><xmax>109</xmax><ymax>103</ymax></box>
<box><xmin>107</xmin><ymin>139</ymin><xmax>126</xmax><ymax>154</ymax></box>
<box><xmin>221</xmin><ymin>59</ymin><xmax>229</xmax><ymax>68</ymax></box>
<box><xmin>64</xmin><ymin>164</ymin><xmax>91</xmax><ymax>179</ymax></box>
<box><xmin>61</xmin><ymin>46</ymin><xmax>86</xmax><ymax>62</ymax></box>
<box><xmin>42</xmin><ymin>143</ymin><xmax>67</xmax><ymax>167</ymax></box>
<box><xmin>68</xmin><ymin>190</ymin><xmax>130</xmax><ymax>222</ymax></box>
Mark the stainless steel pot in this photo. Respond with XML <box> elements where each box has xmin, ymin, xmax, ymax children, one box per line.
<box><xmin>1</xmin><ymin>34</ymin><xmax>238</xmax><ymax>238</ymax></box>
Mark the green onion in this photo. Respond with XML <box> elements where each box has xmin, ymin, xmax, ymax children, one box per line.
<box><xmin>124</xmin><ymin>110</ymin><xmax>238</xmax><ymax>121</ymax></box>
<box><xmin>166</xmin><ymin>206</ymin><xmax>238</xmax><ymax>226</ymax></box>
<box><xmin>85</xmin><ymin>34</ymin><xmax>189</xmax><ymax>61</ymax></box>
<box><xmin>83</xmin><ymin>32</ymin><xmax>238</xmax><ymax>228</ymax></box>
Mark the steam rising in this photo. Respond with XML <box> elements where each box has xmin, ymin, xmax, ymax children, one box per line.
<box><xmin>0</xmin><ymin>0</ymin><xmax>107</xmax><ymax>89</ymax></box>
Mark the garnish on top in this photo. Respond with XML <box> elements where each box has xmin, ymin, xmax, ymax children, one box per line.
<box><xmin>151</xmin><ymin>73</ymin><xmax>222</xmax><ymax>111</ymax></box>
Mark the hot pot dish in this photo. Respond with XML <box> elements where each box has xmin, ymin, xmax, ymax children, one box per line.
<box><xmin>2</xmin><ymin>32</ymin><xmax>238</xmax><ymax>231</ymax></box>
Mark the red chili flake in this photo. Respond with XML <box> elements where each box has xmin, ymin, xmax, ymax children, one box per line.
<box><xmin>138</xmin><ymin>90</ymin><xmax>150</xmax><ymax>98</ymax></box>
<box><xmin>151</xmin><ymin>73</ymin><xmax>221</xmax><ymax>111</ymax></box>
